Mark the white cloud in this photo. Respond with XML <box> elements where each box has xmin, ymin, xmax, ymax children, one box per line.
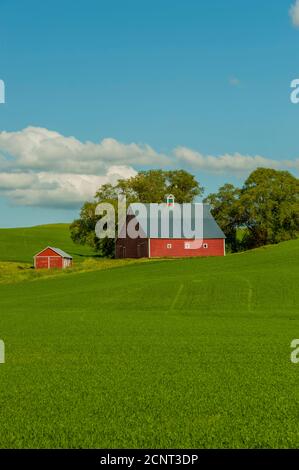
<box><xmin>0</xmin><ymin>126</ymin><xmax>298</xmax><ymax>208</ymax></box>
<box><xmin>174</xmin><ymin>147</ymin><xmax>282</xmax><ymax>174</ymax></box>
<box><xmin>5</xmin><ymin>173</ymin><xmax>107</xmax><ymax>208</ymax></box>
<box><xmin>228</xmin><ymin>77</ymin><xmax>240</xmax><ymax>87</ymax></box>
<box><xmin>0</xmin><ymin>168</ymin><xmax>137</xmax><ymax>209</ymax></box>
<box><xmin>290</xmin><ymin>0</ymin><xmax>299</xmax><ymax>27</ymax></box>
<box><xmin>0</xmin><ymin>126</ymin><xmax>163</xmax><ymax>208</ymax></box>
<box><xmin>0</xmin><ymin>172</ymin><xmax>37</xmax><ymax>189</ymax></box>
<box><xmin>0</xmin><ymin>127</ymin><xmax>168</xmax><ymax>174</ymax></box>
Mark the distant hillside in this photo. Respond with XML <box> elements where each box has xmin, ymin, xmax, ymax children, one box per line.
<box><xmin>0</xmin><ymin>223</ymin><xmax>95</xmax><ymax>263</ymax></box>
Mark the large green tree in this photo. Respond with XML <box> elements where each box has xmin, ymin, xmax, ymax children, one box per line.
<box><xmin>203</xmin><ymin>183</ymin><xmax>241</xmax><ymax>252</ymax></box>
<box><xmin>239</xmin><ymin>168</ymin><xmax>299</xmax><ymax>248</ymax></box>
<box><xmin>205</xmin><ymin>168</ymin><xmax>299</xmax><ymax>251</ymax></box>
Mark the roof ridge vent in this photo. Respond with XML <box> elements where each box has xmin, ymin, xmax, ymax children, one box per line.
<box><xmin>166</xmin><ymin>194</ymin><xmax>175</xmax><ymax>207</ymax></box>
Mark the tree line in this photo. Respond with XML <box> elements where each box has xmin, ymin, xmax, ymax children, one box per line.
<box><xmin>70</xmin><ymin>167</ymin><xmax>299</xmax><ymax>257</ymax></box>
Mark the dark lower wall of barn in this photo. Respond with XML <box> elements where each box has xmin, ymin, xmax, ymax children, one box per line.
<box><xmin>115</xmin><ymin>237</ymin><xmax>149</xmax><ymax>258</ymax></box>
<box><xmin>149</xmin><ymin>238</ymin><xmax>225</xmax><ymax>257</ymax></box>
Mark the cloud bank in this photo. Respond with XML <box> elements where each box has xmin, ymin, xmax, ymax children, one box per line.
<box><xmin>0</xmin><ymin>127</ymin><xmax>164</xmax><ymax>208</ymax></box>
<box><xmin>174</xmin><ymin>147</ymin><xmax>290</xmax><ymax>173</ymax></box>
<box><xmin>0</xmin><ymin>126</ymin><xmax>298</xmax><ymax>208</ymax></box>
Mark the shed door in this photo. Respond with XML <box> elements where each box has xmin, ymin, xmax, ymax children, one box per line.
<box><xmin>49</xmin><ymin>256</ymin><xmax>62</xmax><ymax>268</ymax></box>
<box><xmin>37</xmin><ymin>256</ymin><xmax>49</xmax><ymax>269</ymax></box>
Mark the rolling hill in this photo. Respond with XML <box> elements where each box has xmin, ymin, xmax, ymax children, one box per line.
<box><xmin>0</xmin><ymin>225</ymin><xmax>298</xmax><ymax>448</ymax></box>
<box><xmin>0</xmin><ymin>223</ymin><xmax>95</xmax><ymax>263</ymax></box>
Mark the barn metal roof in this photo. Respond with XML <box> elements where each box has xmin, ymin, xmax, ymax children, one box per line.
<box><xmin>125</xmin><ymin>203</ymin><xmax>225</xmax><ymax>239</ymax></box>
<box><xmin>35</xmin><ymin>246</ymin><xmax>73</xmax><ymax>258</ymax></box>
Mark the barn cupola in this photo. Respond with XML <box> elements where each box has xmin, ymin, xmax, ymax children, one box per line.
<box><xmin>166</xmin><ymin>194</ymin><xmax>175</xmax><ymax>207</ymax></box>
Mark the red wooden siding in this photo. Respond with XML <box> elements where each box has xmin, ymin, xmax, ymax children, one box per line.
<box><xmin>49</xmin><ymin>257</ymin><xmax>63</xmax><ymax>269</ymax></box>
<box><xmin>35</xmin><ymin>257</ymin><xmax>49</xmax><ymax>269</ymax></box>
<box><xmin>149</xmin><ymin>238</ymin><xmax>225</xmax><ymax>257</ymax></box>
<box><xmin>36</xmin><ymin>247</ymin><xmax>59</xmax><ymax>257</ymax></box>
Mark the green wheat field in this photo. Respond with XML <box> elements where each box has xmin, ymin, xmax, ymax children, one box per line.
<box><xmin>0</xmin><ymin>224</ymin><xmax>299</xmax><ymax>448</ymax></box>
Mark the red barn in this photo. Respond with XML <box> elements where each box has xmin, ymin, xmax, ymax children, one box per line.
<box><xmin>34</xmin><ymin>246</ymin><xmax>73</xmax><ymax>269</ymax></box>
<box><xmin>116</xmin><ymin>201</ymin><xmax>225</xmax><ymax>259</ymax></box>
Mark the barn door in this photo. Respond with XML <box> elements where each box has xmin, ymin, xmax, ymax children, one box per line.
<box><xmin>137</xmin><ymin>243</ymin><xmax>147</xmax><ymax>258</ymax></box>
<box><xmin>141</xmin><ymin>242</ymin><xmax>148</xmax><ymax>257</ymax></box>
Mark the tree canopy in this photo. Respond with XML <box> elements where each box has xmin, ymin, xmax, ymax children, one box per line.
<box><xmin>239</xmin><ymin>168</ymin><xmax>299</xmax><ymax>248</ymax></box>
<box><xmin>95</xmin><ymin>169</ymin><xmax>203</xmax><ymax>204</ymax></box>
<box><xmin>204</xmin><ymin>168</ymin><xmax>299</xmax><ymax>251</ymax></box>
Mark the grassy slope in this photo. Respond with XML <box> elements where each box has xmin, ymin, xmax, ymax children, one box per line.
<box><xmin>0</xmin><ymin>232</ymin><xmax>299</xmax><ymax>448</ymax></box>
<box><xmin>0</xmin><ymin>224</ymin><xmax>95</xmax><ymax>263</ymax></box>
<box><xmin>0</xmin><ymin>224</ymin><xmax>153</xmax><ymax>283</ymax></box>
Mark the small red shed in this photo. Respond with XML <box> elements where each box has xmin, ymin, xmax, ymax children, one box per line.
<box><xmin>34</xmin><ymin>246</ymin><xmax>73</xmax><ymax>269</ymax></box>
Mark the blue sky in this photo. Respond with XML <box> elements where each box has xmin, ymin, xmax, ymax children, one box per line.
<box><xmin>0</xmin><ymin>0</ymin><xmax>299</xmax><ymax>227</ymax></box>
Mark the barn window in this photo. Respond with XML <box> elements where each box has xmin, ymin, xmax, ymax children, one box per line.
<box><xmin>203</xmin><ymin>243</ymin><xmax>208</xmax><ymax>249</ymax></box>
<box><xmin>184</xmin><ymin>242</ymin><xmax>191</xmax><ymax>249</ymax></box>
<box><xmin>167</xmin><ymin>243</ymin><xmax>172</xmax><ymax>249</ymax></box>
